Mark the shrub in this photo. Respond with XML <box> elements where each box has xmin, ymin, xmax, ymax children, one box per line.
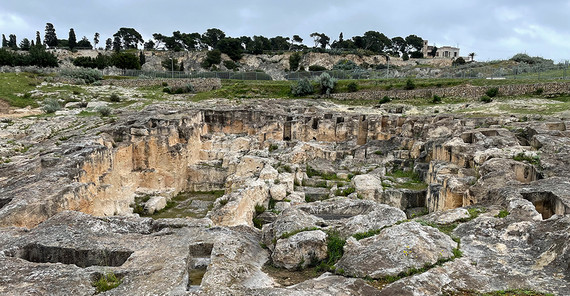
<box><xmin>347</xmin><ymin>81</ymin><xmax>358</xmax><ymax>92</ymax></box>
<box><xmin>404</xmin><ymin>78</ymin><xmax>416</xmax><ymax>90</ymax></box>
<box><xmin>291</xmin><ymin>78</ymin><xmax>314</xmax><ymax>96</ymax></box>
<box><xmin>111</xmin><ymin>52</ymin><xmax>141</xmax><ymax>70</ymax></box>
<box><xmin>534</xmin><ymin>88</ymin><xmax>544</xmax><ymax>95</ymax></box>
<box><xmin>432</xmin><ymin>95</ymin><xmax>442</xmax><ymax>103</ymax></box>
<box><xmin>60</xmin><ymin>68</ymin><xmax>103</xmax><ymax>84</ymax></box>
<box><xmin>202</xmin><ymin>49</ymin><xmax>221</xmax><ymax>68</ymax></box>
<box><xmin>308</xmin><ymin>65</ymin><xmax>327</xmax><ymax>72</ymax></box>
<box><xmin>289</xmin><ymin>52</ymin><xmax>302</xmax><ymax>71</ymax></box>
<box><xmin>223</xmin><ymin>60</ymin><xmax>239</xmax><ymax>70</ymax></box>
<box><xmin>379</xmin><ymin>96</ymin><xmax>391</xmax><ymax>104</ymax></box>
<box><xmin>42</xmin><ymin>98</ymin><xmax>61</xmax><ymax>113</ymax></box>
<box><xmin>486</xmin><ymin>87</ymin><xmax>499</xmax><ymax>97</ymax></box>
<box><xmin>332</xmin><ymin>59</ymin><xmax>359</xmax><ymax>71</ymax></box>
<box><xmin>109</xmin><ymin>93</ymin><xmax>121</xmax><ymax>102</ymax></box>
<box><xmin>163</xmin><ymin>84</ymin><xmax>194</xmax><ymax>94</ymax></box>
<box><xmin>318</xmin><ymin>72</ymin><xmax>337</xmax><ymax>96</ymax></box>
<box><xmin>452</xmin><ymin>57</ymin><xmax>466</xmax><ymax>66</ymax></box>
<box><xmin>96</xmin><ymin>106</ymin><xmax>112</xmax><ymax>116</ymax></box>
<box><xmin>480</xmin><ymin>95</ymin><xmax>492</xmax><ymax>103</ymax></box>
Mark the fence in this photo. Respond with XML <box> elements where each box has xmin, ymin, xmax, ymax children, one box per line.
<box><xmin>101</xmin><ymin>61</ymin><xmax>569</xmax><ymax>81</ymax></box>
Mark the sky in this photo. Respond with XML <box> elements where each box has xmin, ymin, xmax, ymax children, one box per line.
<box><xmin>1</xmin><ymin>0</ymin><xmax>569</xmax><ymax>62</ymax></box>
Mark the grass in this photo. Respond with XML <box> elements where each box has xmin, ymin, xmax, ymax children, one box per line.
<box><xmin>513</xmin><ymin>152</ymin><xmax>541</xmax><ymax>166</ymax></box>
<box><xmin>385</xmin><ymin>169</ymin><xmax>428</xmax><ymax>190</ymax></box>
<box><xmin>478</xmin><ymin>289</ymin><xmax>554</xmax><ymax>296</ymax></box>
<box><xmin>496</xmin><ymin>210</ymin><xmax>510</xmax><ymax>218</ymax></box>
<box><xmin>93</xmin><ymin>272</ymin><xmax>121</xmax><ymax>293</ymax></box>
<box><xmin>0</xmin><ymin>73</ymin><xmax>43</xmax><ymax>107</ymax></box>
<box><xmin>335</xmin><ymin>187</ymin><xmax>355</xmax><ymax>196</ymax></box>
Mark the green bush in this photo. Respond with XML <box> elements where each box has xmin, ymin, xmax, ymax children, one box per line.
<box><xmin>223</xmin><ymin>60</ymin><xmax>239</xmax><ymax>70</ymax></box>
<box><xmin>480</xmin><ymin>95</ymin><xmax>492</xmax><ymax>103</ymax></box>
<box><xmin>347</xmin><ymin>81</ymin><xmax>358</xmax><ymax>92</ymax></box>
<box><xmin>332</xmin><ymin>59</ymin><xmax>359</xmax><ymax>71</ymax></box>
<box><xmin>379</xmin><ymin>96</ymin><xmax>391</xmax><ymax>104</ymax></box>
<box><xmin>291</xmin><ymin>78</ymin><xmax>314</xmax><ymax>96</ymax></box>
<box><xmin>404</xmin><ymin>78</ymin><xmax>415</xmax><ymax>90</ymax></box>
<box><xmin>163</xmin><ymin>84</ymin><xmax>194</xmax><ymax>94</ymax></box>
<box><xmin>485</xmin><ymin>87</ymin><xmax>499</xmax><ymax>98</ymax></box>
<box><xmin>432</xmin><ymin>95</ymin><xmax>442</xmax><ymax>103</ymax></box>
<box><xmin>111</xmin><ymin>52</ymin><xmax>141</xmax><ymax>70</ymax></box>
<box><xmin>202</xmin><ymin>49</ymin><xmax>221</xmax><ymax>68</ymax></box>
<box><xmin>42</xmin><ymin>98</ymin><xmax>61</xmax><ymax>113</ymax></box>
<box><xmin>109</xmin><ymin>93</ymin><xmax>121</xmax><ymax>102</ymax></box>
<box><xmin>96</xmin><ymin>106</ymin><xmax>112</xmax><ymax>117</ymax></box>
<box><xmin>289</xmin><ymin>52</ymin><xmax>302</xmax><ymax>71</ymax></box>
<box><xmin>318</xmin><ymin>72</ymin><xmax>337</xmax><ymax>95</ymax></box>
<box><xmin>60</xmin><ymin>68</ymin><xmax>103</xmax><ymax>84</ymax></box>
<box><xmin>308</xmin><ymin>65</ymin><xmax>327</xmax><ymax>71</ymax></box>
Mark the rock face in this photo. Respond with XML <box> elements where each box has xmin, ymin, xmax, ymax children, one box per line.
<box><xmin>271</xmin><ymin>230</ymin><xmax>328</xmax><ymax>270</ymax></box>
<box><xmin>1</xmin><ymin>97</ymin><xmax>569</xmax><ymax>295</ymax></box>
<box><xmin>336</xmin><ymin>222</ymin><xmax>457</xmax><ymax>278</ymax></box>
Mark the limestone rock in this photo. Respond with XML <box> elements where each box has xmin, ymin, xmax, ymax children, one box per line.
<box><xmin>259</xmin><ymin>165</ymin><xmax>279</xmax><ymax>181</ymax></box>
<box><xmin>269</xmin><ymin>184</ymin><xmax>288</xmax><ymax>201</ymax></box>
<box><xmin>271</xmin><ymin>230</ymin><xmax>327</xmax><ymax>270</ymax></box>
<box><xmin>144</xmin><ymin>195</ymin><xmax>167</xmax><ymax>214</ymax></box>
<box><xmin>261</xmin><ymin>208</ymin><xmax>325</xmax><ymax>248</ymax></box>
<box><xmin>351</xmin><ymin>174</ymin><xmax>383</xmax><ymax>200</ymax></box>
<box><xmin>336</xmin><ymin>222</ymin><xmax>457</xmax><ymax>278</ymax></box>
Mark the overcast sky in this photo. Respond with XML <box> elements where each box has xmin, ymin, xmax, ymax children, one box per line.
<box><xmin>1</xmin><ymin>0</ymin><xmax>569</xmax><ymax>62</ymax></box>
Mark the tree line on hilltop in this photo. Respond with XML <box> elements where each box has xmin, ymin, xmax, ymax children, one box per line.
<box><xmin>1</xmin><ymin>23</ymin><xmax>431</xmax><ymax>70</ymax></box>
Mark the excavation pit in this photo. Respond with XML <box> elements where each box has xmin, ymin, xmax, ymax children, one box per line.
<box><xmin>13</xmin><ymin>243</ymin><xmax>133</xmax><ymax>268</ymax></box>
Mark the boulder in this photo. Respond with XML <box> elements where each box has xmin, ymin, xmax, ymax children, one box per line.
<box><xmin>269</xmin><ymin>184</ymin><xmax>287</xmax><ymax>201</ymax></box>
<box><xmin>351</xmin><ymin>174</ymin><xmax>383</xmax><ymax>200</ymax></box>
<box><xmin>261</xmin><ymin>208</ymin><xmax>325</xmax><ymax>248</ymax></box>
<box><xmin>271</xmin><ymin>230</ymin><xmax>328</xmax><ymax>270</ymax></box>
<box><xmin>336</xmin><ymin>222</ymin><xmax>457</xmax><ymax>278</ymax></box>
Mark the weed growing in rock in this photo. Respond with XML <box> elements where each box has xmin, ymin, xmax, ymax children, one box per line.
<box><xmin>513</xmin><ymin>152</ymin><xmax>540</xmax><ymax>166</ymax></box>
<box><xmin>255</xmin><ymin>204</ymin><xmax>266</xmax><ymax>215</ymax></box>
<box><xmin>335</xmin><ymin>187</ymin><xmax>355</xmax><ymax>197</ymax></box>
<box><xmin>93</xmin><ymin>272</ymin><xmax>121</xmax><ymax>293</ymax></box>
<box><xmin>269</xmin><ymin>144</ymin><xmax>278</xmax><ymax>152</ymax></box>
<box><xmin>109</xmin><ymin>93</ymin><xmax>121</xmax><ymax>102</ymax></box>
<box><xmin>432</xmin><ymin>95</ymin><xmax>442</xmax><ymax>104</ymax></box>
<box><xmin>496</xmin><ymin>210</ymin><xmax>510</xmax><ymax>218</ymax></box>
<box><xmin>96</xmin><ymin>106</ymin><xmax>112</xmax><ymax>117</ymax></box>
<box><xmin>480</xmin><ymin>95</ymin><xmax>493</xmax><ymax>103</ymax></box>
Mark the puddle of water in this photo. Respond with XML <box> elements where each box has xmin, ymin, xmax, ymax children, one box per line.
<box><xmin>188</xmin><ymin>268</ymin><xmax>207</xmax><ymax>286</ymax></box>
<box><xmin>143</xmin><ymin>191</ymin><xmax>224</xmax><ymax>219</ymax></box>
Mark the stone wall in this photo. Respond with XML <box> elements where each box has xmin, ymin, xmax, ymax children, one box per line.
<box><xmin>331</xmin><ymin>82</ymin><xmax>570</xmax><ymax>100</ymax></box>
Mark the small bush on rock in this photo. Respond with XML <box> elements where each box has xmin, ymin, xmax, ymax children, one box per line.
<box><xmin>60</xmin><ymin>68</ymin><xmax>103</xmax><ymax>84</ymax></box>
<box><xmin>485</xmin><ymin>87</ymin><xmax>499</xmax><ymax>98</ymax></box>
<box><xmin>347</xmin><ymin>81</ymin><xmax>358</xmax><ymax>92</ymax></box>
<box><xmin>480</xmin><ymin>95</ymin><xmax>492</xmax><ymax>103</ymax></box>
<box><xmin>379</xmin><ymin>96</ymin><xmax>391</xmax><ymax>104</ymax></box>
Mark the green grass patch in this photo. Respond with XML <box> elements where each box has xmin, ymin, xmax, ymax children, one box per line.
<box><xmin>0</xmin><ymin>73</ymin><xmax>42</xmax><ymax>107</ymax></box>
<box><xmin>279</xmin><ymin>227</ymin><xmax>320</xmax><ymax>240</ymax></box>
<box><xmin>496</xmin><ymin>210</ymin><xmax>510</xmax><ymax>218</ymax></box>
<box><xmin>513</xmin><ymin>152</ymin><xmax>540</xmax><ymax>166</ymax></box>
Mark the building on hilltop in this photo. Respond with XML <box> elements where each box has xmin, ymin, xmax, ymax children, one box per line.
<box><xmin>422</xmin><ymin>40</ymin><xmax>460</xmax><ymax>59</ymax></box>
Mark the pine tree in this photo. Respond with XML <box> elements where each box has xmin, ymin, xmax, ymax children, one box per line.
<box><xmin>35</xmin><ymin>31</ymin><xmax>42</xmax><ymax>47</ymax></box>
<box><xmin>19</xmin><ymin>38</ymin><xmax>31</xmax><ymax>51</ymax></box>
<box><xmin>1</xmin><ymin>34</ymin><xmax>7</xmax><ymax>48</ymax></box>
<box><xmin>68</xmin><ymin>28</ymin><xmax>77</xmax><ymax>50</ymax></box>
<box><xmin>44</xmin><ymin>23</ymin><xmax>58</xmax><ymax>47</ymax></box>
<box><xmin>139</xmin><ymin>51</ymin><xmax>146</xmax><ymax>66</ymax></box>
<box><xmin>8</xmin><ymin>34</ymin><xmax>17</xmax><ymax>50</ymax></box>
<box><xmin>105</xmin><ymin>38</ymin><xmax>112</xmax><ymax>51</ymax></box>
<box><xmin>94</xmin><ymin>32</ymin><xmax>100</xmax><ymax>49</ymax></box>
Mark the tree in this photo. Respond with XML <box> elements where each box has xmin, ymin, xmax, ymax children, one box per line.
<box><xmin>35</xmin><ymin>31</ymin><xmax>42</xmax><ymax>48</ymax></box>
<box><xmin>1</xmin><ymin>34</ymin><xmax>7</xmax><ymax>48</ymax></box>
<box><xmin>217</xmin><ymin>38</ymin><xmax>243</xmax><ymax>61</ymax></box>
<box><xmin>270</xmin><ymin>36</ymin><xmax>290</xmax><ymax>51</ymax></box>
<box><xmin>391</xmin><ymin>37</ymin><xmax>406</xmax><ymax>56</ymax></box>
<box><xmin>105</xmin><ymin>38</ymin><xmax>112</xmax><ymax>51</ymax></box>
<box><xmin>250</xmin><ymin>35</ymin><xmax>271</xmax><ymax>54</ymax></box>
<box><xmin>68</xmin><ymin>28</ymin><xmax>77</xmax><ymax>50</ymax></box>
<box><xmin>469</xmin><ymin>52</ymin><xmax>476</xmax><ymax>62</ymax></box>
<box><xmin>111</xmin><ymin>52</ymin><xmax>140</xmax><ymax>69</ymax></box>
<box><xmin>112</xmin><ymin>36</ymin><xmax>121</xmax><ymax>52</ymax></box>
<box><xmin>94</xmin><ymin>33</ymin><xmax>100</xmax><ymax>49</ymax></box>
<box><xmin>19</xmin><ymin>38</ymin><xmax>31</xmax><ymax>51</ymax></box>
<box><xmin>8</xmin><ymin>34</ymin><xmax>17</xmax><ymax>50</ymax></box>
<box><xmin>338</xmin><ymin>32</ymin><xmax>344</xmax><ymax>43</ymax></box>
<box><xmin>44</xmin><ymin>23</ymin><xmax>58</xmax><ymax>47</ymax></box>
<box><xmin>289</xmin><ymin>52</ymin><xmax>302</xmax><ymax>71</ymax></box>
<box><xmin>429</xmin><ymin>46</ymin><xmax>438</xmax><ymax>58</ymax></box>
<box><xmin>201</xmin><ymin>28</ymin><xmax>225</xmax><ymax>49</ymax></box>
<box><xmin>292</xmin><ymin>35</ymin><xmax>303</xmax><ymax>45</ymax></box>
<box><xmin>139</xmin><ymin>51</ymin><xmax>146</xmax><ymax>66</ymax></box>
<box><xmin>77</xmin><ymin>36</ymin><xmax>92</xmax><ymax>49</ymax></box>
<box><xmin>310</xmin><ymin>32</ymin><xmax>330</xmax><ymax>49</ymax></box>
<box><xmin>405</xmin><ymin>34</ymin><xmax>423</xmax><ymax>54</ymax></box>
<box><xmin>201</xmin><ymin>49</ymin><xmax>221</xmax><ymax>68</ymax></box>
<box><xmin>113</xmin><ymin>27</ymin><xmax>143</xmax><ymax>49</ymax></box>
<box><xmin>363</xmin><ymin>31</ymin><xmax>391</xmax><ymax>53</ymax></box>
<box><xmin>144</xmin><ymin>39</ymin><xmax>155</xmax><ymax>50</ymax></box>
